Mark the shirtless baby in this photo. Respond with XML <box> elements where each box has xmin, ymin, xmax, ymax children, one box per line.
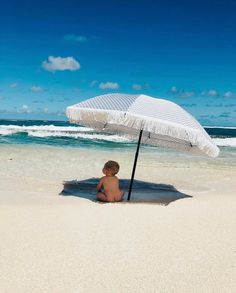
<box><xmin>96</xmin><ymin>160</ymin><xmax>124</xmax><ymax>202</ymax></box>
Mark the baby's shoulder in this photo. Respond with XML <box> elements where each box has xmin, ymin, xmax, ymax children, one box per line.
<box><xmin>104</xmin><ymin>175</ymin><xmax>118</xmax><ymax>181</ymax></box>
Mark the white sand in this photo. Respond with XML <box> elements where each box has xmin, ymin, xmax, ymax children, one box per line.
<box><xmin>0</xmin><ymin>145</ymin><xmax>236</xmax><ymax>292</ymax></box>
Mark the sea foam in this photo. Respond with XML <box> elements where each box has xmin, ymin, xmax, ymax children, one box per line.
<box><xmin>212</xmin><ymin>138</ymin><xmax>236</xmax><ymax>147</ymax></box>
<box><xmin>0</xmin><ymin>125</ymin><xmax>130</xmax><ymax>143</ymax></box>
<box><xmin>0</xmin><ymin>124</ymin><xmax>236</xmax><ymax>147</ymax></box>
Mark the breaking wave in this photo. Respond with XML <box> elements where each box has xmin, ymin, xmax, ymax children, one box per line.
<box><xmin>0</xmin><ymin>125</ymin><xmax>131</xmax><ymax>143</ymax></box>
<box><xmin>212</xmin><ymin>138</ymin><xmax>236</xmax><ymax>147</ymax></box>
<box><xmin>0</xmin><ymin>123</ymin><xmax>236</xmax><ymax>147</ymax></box>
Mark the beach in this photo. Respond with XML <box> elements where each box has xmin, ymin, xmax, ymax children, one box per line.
<box><xmin>2</xmin><ymin>0</ymin><xmax>236</xmax><ymax>291</ymax></box>
<box><xmin>1</xmin><ymin>144</ymin><xmax>236</xmax><ymax>292</ymax></box>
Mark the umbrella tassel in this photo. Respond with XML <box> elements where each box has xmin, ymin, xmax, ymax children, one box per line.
<box><xmin>127</xmin><ymin>129</ymin><xmax>143</xmax><ymax>201</ymax></box>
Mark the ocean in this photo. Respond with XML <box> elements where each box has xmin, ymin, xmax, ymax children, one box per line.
<box><xmin>0</xmin><ymin>119</ymin><xmax>236</xmax><ymax>156</ymax></box>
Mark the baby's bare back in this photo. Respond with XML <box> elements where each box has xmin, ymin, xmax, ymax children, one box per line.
<box><xmin>102</xmin><ymin>176</ymin><xmax>123</xmax><ymax>200</ymax></box>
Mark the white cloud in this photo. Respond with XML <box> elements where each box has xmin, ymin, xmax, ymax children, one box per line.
<box><xmin>132</xmin><ymin>84</ymin><xmax>142</xmax><ymax>90</ymax></box>
<box><xmin>170</xmin><ymin>86</ymin><xmax>194</xmax><ymax>98</ymax></box>
<box><xmin>43</xmin><ymin>108</ymin><xmax>49</xmax><ymax>113</ymax></box>
<box><xmin>42</xmin><ymin>56</ymin><xmax>80</xmax><ymax>72</ymax></box>
<box><xmin>9</xmin><ymin>83</ymin><xmax>18</xmax><ymax>88</ymax></box>
<box><xmin>201</xmin><ymin>90</ymin><xmax>218</xmax><ymax>97</ymax></box>
<box><xmin>64</xmin><ymin>34</ymin><xmax>88</xmax><ymax>43</ymax></box>
<box><xmin>208</xmin><ymin>89</ymin><xmax>218</xmax><ymax>97</ymax></box>
<box><xmin>224</xmin><ymin>91</ymin><xmax>233</xmax><ymax>98</ymax></box>
<box><xmin>19</xmin><ymin>105</ymin><xmax>31</xmax><ymax>113</ymax></box>
<box><xmin>31</xmin><ymin>86</ymin><xmax>43</xmax><ymax>92</ymax></box>
<box><xmin>178</xmin><ymin>91</ymin><xmax>195</xmax><ymax>98</ymax></box>
<box><xmin>171</xmin><ymin>86</ymin><xmax>177</xmax><ymax>93</ymax></box>
<box><xmin>99</xmin><ymin>82</ymin><xmax>119</xmax><ymax>90</ymax></box>
<box><xmin>208</xmin><ymin>90</ymin><xmax>217</xmax><ymax>97</ymax></box>
<box><xmin>90</xmin><ymin>80</ymin><xmax>97</xmax><ymax>87</ymax></box>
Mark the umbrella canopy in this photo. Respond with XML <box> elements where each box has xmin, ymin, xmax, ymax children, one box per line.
<box><xmin>67</xmin><ymin>93</ymin><xmax>219</xmax><ymax>201</ymax></box>
<box><xmin>66</xmin><ymin>93</ymin><xmax>219</xmax><ymax>157</ymax></box>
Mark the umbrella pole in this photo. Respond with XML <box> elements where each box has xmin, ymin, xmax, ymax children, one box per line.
<box><xmin>127</xmin><ymin>129</ymin><xmax>143</xmax><ymax>201</ymax></box>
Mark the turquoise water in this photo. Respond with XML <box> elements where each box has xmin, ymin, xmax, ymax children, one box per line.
<box><xmin>0</xmin><ymin>119</ymin><xmax>236</xmax><ymax>156</ymax></box>
<box><xmin>0</xmin><ymin>119</ymin><xmax>135</xmax><ymax>150</ymax></box>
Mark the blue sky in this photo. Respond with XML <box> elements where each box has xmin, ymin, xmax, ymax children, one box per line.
<box><xmin>0</xmin><ymin>0</ymin><xmax>236</xmax><ymax>125</ymax></box>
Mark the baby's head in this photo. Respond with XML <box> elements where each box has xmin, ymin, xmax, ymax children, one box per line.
<box><xmin>103</xmin><ymin>160</ymin><xmax>120</xmax><ymax>176</ymax></box>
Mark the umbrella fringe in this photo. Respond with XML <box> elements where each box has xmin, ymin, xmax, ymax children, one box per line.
<box><xmin>67</xmin><ymin>107</ymin><xmax>219</xmax><ymax>158</ymax></box>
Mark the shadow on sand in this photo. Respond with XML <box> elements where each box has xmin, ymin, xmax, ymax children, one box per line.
<box><xmin>60</xmin><ymin>178</ymin><xmax>192</xmax><ymax>205</ymax></box>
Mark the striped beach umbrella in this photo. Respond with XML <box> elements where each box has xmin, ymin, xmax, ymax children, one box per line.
<box><xmin>66</xmin><ymin>93</ymin><xmax>219</xmax><ymax>200</ymax></box>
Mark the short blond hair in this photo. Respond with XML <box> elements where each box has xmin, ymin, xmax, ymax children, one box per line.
<box><xmin>103</xmin><ymin>160</ymin><xmax>120</xmax><ymax>175</ymax></box>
